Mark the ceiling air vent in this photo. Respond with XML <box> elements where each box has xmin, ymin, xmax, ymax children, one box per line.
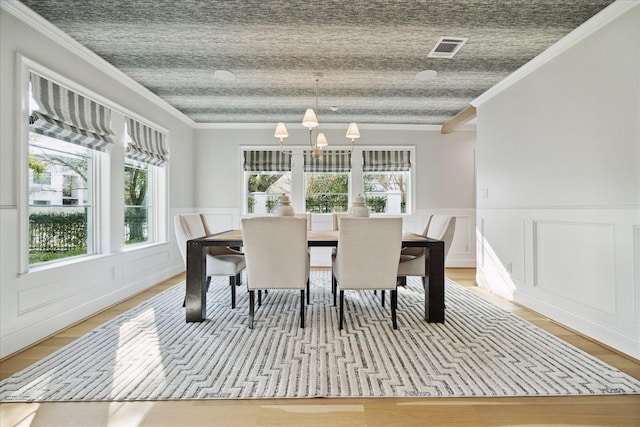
<box><xmin>428</xmin><ymin>37</ymin><xmax>468</xmax><ymax>58</ymax></box>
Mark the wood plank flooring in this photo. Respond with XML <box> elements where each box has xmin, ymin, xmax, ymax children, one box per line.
<box><xmin>1</xmin><ymin>268</ymin><xmax>639</xmax><ymax>427</ymax></box>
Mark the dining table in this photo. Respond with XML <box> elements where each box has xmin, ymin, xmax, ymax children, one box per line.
<box><xmin>185</xmin><ymin>229</ymin><xmax>446</xmax><ymax>323</ymax></box>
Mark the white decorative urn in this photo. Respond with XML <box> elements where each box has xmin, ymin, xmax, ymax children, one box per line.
<box><xmin>348</xmin><ymin>194</ymin><xmax>370</xmax><ymax>217</ymax></box>
<box><xmin>275</xmin><ymin>194</ymin><xmax>295</xmax><ymax>216</ymax></box>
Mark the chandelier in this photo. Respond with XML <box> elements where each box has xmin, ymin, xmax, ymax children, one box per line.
<box><xmin>274</xmin><ymin>77</ymin><xmax>360</xmax><ymax>158</ymax></box>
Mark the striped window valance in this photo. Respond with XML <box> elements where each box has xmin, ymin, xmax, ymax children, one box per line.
<box><xmin>304</xmin><ymin>150</ymin><xmax>352</xmax><ymax>173</ymax></box>
<box><xmin>29</xmin><ymin>73</ymin><xmax>115</xmax><ymax>152</ymax></box>
<box><xmin>125</xmin><ymin>117</ymin><xmax>169</xmax><ymax>166</ymax></box>
<box><xmin>244</xmin><ymin>150</ymin><xmax>292</xmax><ymax>172</ymax></box>
<box><xmin>363</xmin><ymin>150</ymin><xmax>411</xmax><ymax>172</ymax></box>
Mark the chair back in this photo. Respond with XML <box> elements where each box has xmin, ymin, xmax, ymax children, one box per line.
<box><xmin>241</xmin><ymin>217</ymin><xmax>308</xmax><ymax>290</ymax></box>
<box><xmin>427</xmin><ymin>215</ymin><xmax>457</xmax><ymax>259</ymax></box>
<box><xmin>294</xmin><ymin>213</ymin><xmax>312</xmax><ymax>230</ymax></box>
<box><xmin>335</xmin><ymin>217</ymin><xmax>402</xmax><ymax>290</ymax></box>
<box><xmin>332</xmin><ymin>213</ymin><xmax>348</xmax><ymax>231</ymax></box>
<box><xmin>174</xmin><ymin>213</ymin><xmax>208</xmax><ymax>266</ymax></box>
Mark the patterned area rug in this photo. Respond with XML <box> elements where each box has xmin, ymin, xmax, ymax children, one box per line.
<box><xmin>2</xmin><ymin>272</ymin><xmax>639</xmax><ymax>402</ymax></box>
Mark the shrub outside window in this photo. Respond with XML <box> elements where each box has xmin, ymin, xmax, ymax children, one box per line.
<box><xmin>28</xmin><ymin>133</ymin><xmax>95</xmax><ymax>265</ymax></box>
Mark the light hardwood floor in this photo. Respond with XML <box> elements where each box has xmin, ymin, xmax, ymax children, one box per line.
<box><xmin>1</xmin><ymin>268</ymin><xmax>639</xmax><ymax>427</ymax></box>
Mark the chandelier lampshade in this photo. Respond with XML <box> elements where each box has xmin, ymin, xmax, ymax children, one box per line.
<box><xmin>274</xmin><ymin>122</ymin><xmax>289</xmax><ymax>141</ymax></box>
<box><xmin>316</xmin><ymin>132</ymin><xmax>328</xmax><ymax>148</ymax></box>
<box><xmin>302</xmin><ymin>109</ymin><xmax>319</xmax><ymax>128</ymax></box>
<box><xmin>346</xmin><ymin>122</ymin><xmax>360</xmax><ymax>141</ymax></box>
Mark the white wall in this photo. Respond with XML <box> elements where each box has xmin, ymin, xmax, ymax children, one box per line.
<box><xmin>193</xmin><ymin>126</ymin><xmax>477</xmax><ymax>267</ymax></box>
<box><xmin>474</xmin><ymin>3</ymin><xmax>640</xmax><ymax>358</ymax></box>
<box><xmin>0</xmin><ymin>7</ymin><xmax>194</xmax><ymax>358</ymax></box>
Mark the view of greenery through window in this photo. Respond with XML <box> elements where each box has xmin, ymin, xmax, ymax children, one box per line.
<box><xmin>28</xmin><ymin>134</ymin><xmax>93</xmax><ymax>265</ymax></box>
<box><xmin>364</xmin><ymin>172</ymin><xmax>408</xmax><ymax>214</ymax></box>
<box><xmin>124</xmin><ymin>160</ymin><xmax>150</xmax><ymax>245</ymax></box>
<box><xmin>246</xmin><ymin>172</ymin><xmax>291</xmax><ymax>214</ymax></box>
<box><xmin>305</xmin><ymin>173</ymin><xmax>349</xmax><ymax>213</ymax></box>
<box><xmin>245</xmin><ymin>169</ymin><xmax>409</xmax><ymax>214</ymax></box>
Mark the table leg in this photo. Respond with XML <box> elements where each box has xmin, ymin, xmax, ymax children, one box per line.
<box><xmin>425</xmin><ymin>240</ymin><xmax>445</xmax><ymax>323</ymax></box>
<box><xmin>186</xmin><ymin>241</ymin><xmax>207</xmax><ymax>322</ymax></box>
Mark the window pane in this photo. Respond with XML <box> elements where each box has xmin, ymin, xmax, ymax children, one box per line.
<box><xmin>363</xmin><ymin>172</ymin><xmax>408</xmax><ymax>214</ymax></box>
<box><xmin>124</xmin><ymin>160</ymin><xmax>151</xmax><ymax>245</ymax></box>
<box><xmin>246</xmin><ymin>172</ymin><xmax>291</xmax><ymax>214</ymax></box>
<box><xmin>29</xmin><ymin>133</ymin><xmax>93</xmax><ymax>265</ymax></box>
<box><xmin>305</xmin><ymin>173</ymin><xmax>349</xmax><ymax>213</ymax></box>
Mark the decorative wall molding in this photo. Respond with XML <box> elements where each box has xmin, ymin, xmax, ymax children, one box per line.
<box><xmin>533</xmin><ymin>220</ymin><xmax>616</xmax><ymax>314</ymax></box>
<box><xmin>477</xmin><ymin>207</ymin><xmax>640</xmax><ymax>359</ymax></box>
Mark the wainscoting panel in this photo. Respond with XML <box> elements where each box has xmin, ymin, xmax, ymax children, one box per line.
<box><xmin>477</xmin><ymin>207</ymin><xmax>640</xmax><ymax>359</ymax></box>
<box><xmin>18</xmin><ymin>265</ymin><xmax>115</xmax><ymax>315</ymax></box>
<box><xmin>534</xmin><ymin>220</ymin><xmax>616</xmax><ymax>314</ymax></box>
<box><xmin>480</xmin><ymin>217</ymin><xmax>525</xmax><ymax>282</ymax></box>
<box><xmin>123</xmin><ymin>248</ymin><xmax>171</xmax><ymax>282</ymax></box>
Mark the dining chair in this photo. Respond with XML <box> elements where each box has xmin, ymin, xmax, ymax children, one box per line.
<box><xmin>295</xmin><ymin>213</ymin><xmax>312</xmax><ymax>230</ymax></box>
<box><xmin>174</xmin><ymin>213</ymin><xmax>246</xmax><ymax>308</ymax></box>
<box><xmin>241</xmin><ymin>216</ymin><xmax>310</xmax><ymax>329</ymax></box>
<box><xmin>397</xmin><ymin>215</ymin><xmax>456</xmax><ymax>288</ymax></box>
<box><xmin>331</xmin><ymin>213</ymin><xmax>348</xmax><ymax>231</ymax></box>
<box><xmin>332</xmin><ymin>217</ymin><xmax>403</xmax><ymax>330</ymax></box>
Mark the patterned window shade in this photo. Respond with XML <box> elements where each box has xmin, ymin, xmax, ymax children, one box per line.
<box><xmin>29</xmin><ymin>73</ymin><xmax>115</xmax><ymax>152</ymax></box>
<box><xmin>243</xmin><ymin>150</ymin><xmax>292</xmax><ymax>172</ymax></box>
<box><xmin>363</xmin><ymin>150</ymin><xmax>411</xmax><ymax>172</ymax></box>
<box><xmin>125</xmin><ymin>117</ymin><xmax>169</xmax><ymax>166</ymax></box>
<box><xmin>304</xmin><ymin>150</ymin><xmax>352</xmax><ymax>172</ymax></box>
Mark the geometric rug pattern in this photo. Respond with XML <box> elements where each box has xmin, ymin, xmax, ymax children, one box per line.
<box><xmin>1</xmin><ymin>271</ymin><xmax>639</xmax><ymax>401</ymax></box>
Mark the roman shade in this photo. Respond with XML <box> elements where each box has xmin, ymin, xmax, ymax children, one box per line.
<box><xmin>362</xmin><ymin>150</ymin><xmax>411</xmax><ymax>172</ymax></box>
<box><xmin>125</xmin><ymin>117</ymin><xmax>169</xmax><ymax>166</ymax></box>
<box><xmin>243</xmin><ymin>150</ymin><xmax>292</xmax><ymax>172</ymax></box>
<box><xmin>304</xmin><ymin>150</ymin><xmax>351</xmax><ymax>173</ymax></box>
<box><xmin>29</xmin><ymin>73</ymin><xmax>114</xmax><ymax>152</ymax></box>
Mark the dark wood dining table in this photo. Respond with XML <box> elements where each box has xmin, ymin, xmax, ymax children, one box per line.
<box><xmin>185</xmin><ymin>229</ymin><xmax>445</xmax><ymax>323</ymax></box>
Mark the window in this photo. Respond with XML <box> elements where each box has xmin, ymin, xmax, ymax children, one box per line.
<box><xmin>362</xmin><ymin>150</ymin><xmax>412</xmax><ymax>214</ymax></box>
<box><xmin>241</xmin><ymin>147</ymin><xmax>414</xmax><ymax>216</ymax></box>
<box><xmin>124</xmin><ymin>159</ymin><xmax>151</xmax><ymax>245</ymax></box>
<box><xmin>243</xmin><ymin>151</ymin><xmax>291</xmax><ymax>214</ymax></box>
<box><xmin>304</xmin><ymin>150</ymin><xmax>351</xmax><ymax>213</ymax></box>
<box><xmin>27</xmin><ymin>73</ymin><xmax>113</xmax><ymax>266</ymax></box>
<box><xmin>123</xmin><ymin>117</ymin><xmax>167</xmax><ymax>246</ymax></box>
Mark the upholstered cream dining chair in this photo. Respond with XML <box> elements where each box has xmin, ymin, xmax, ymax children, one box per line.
<box><xmin>174</xmin><ymin>214</ymin><xmax>246</xmax><ymax>308</ymax></box>
<box><xmin>397</xmin><ymin>215</ymin><xmax>456</xmax><ymax>288</ymax></box>
<box><xmin>332</xmin><ymin>217</ymin><xmax>403</xmax><ymax>330</ymax></box>
<box><xmin>241</xmin><ymin>216</ymin><xmax>310</xmax><ymax>329</ymax></box>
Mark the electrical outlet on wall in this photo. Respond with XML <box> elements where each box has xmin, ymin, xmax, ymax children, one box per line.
<box><xmin>481</xmin><ymin>188</ymin><xmax>489</xmax><ymax>199</ymax></box>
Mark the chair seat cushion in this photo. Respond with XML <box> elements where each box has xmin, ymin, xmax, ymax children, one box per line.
<box><xmin>206</xmin><ymin>254</ymin><xmax>246</xmax><ymax>276</ymax></box>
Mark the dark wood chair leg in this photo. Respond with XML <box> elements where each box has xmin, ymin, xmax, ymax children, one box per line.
<box><xmin>258</xmin><ymin>290</ymin><xmax>262</xmax><ymax>306</ymax></box>
<box><xmin>306</xmin><ymin>279</ymin><xmax>310</xmax><ymax>305</ymax></box>
<box><xmin>236</xmin><ymin>272</ymin><xmax>242</xmax><ymax>286</ymax></box>
<box><xmin>229</xmin><ymin>276</ymin><xmax>236</xmax><ymax>309</ymax></box>
<box><xmin>249</xmin><ymin>290</ymin><xmax>255</xmax><ymax>329</ymax></box>
<box><xmin>391</xmin><ymin>289</ymin><xmax>398</xmax><ymax>329</ymax></box>
<box><xmin>381</xmin><ymin>290</ymin><xmax>385</xmax><ymax>307</ymax></box>
<box><xmin>397</xmin><ymin>276</ymin><xmax>407</xmax><ymax>287</ymax></box>
<box><xmin>339</xmin><ymin>290</ymin><xmax>345</xmax><ymax>330</ymax></box>
<box><xmin>333</xmin><ymin>276</ymin><xmax>337</xmax><ymax>306</ymax></box>
<box><xmin>205</xmin><ymin>276</ymin><xmax>212</xmax><ymax>292</ymax></box>
<box><xmin>300</xmin><ymin>289</ymin><xmax>305</xmax><ymax>328</ymax></box>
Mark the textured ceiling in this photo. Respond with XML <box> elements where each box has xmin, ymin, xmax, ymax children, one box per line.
<box><xmin>19</xmin><ymin>0</ymin><xmax>615</xmax><ymax>126</ymax></box>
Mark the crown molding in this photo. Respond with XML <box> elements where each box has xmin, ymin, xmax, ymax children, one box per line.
<box><xmin>1</xmin><ymin>0</ymin><xmax>196</xmax><ymax>127</ymax></box>
<box><xmin>471</xmin><ymin>0</ymin><xmax>639</xmax><ymax>107</ymax></box>
<box><xmin>194</xmin><ymin>122</ymin><xmax>449</xmax><ymax>132</ymax></box>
